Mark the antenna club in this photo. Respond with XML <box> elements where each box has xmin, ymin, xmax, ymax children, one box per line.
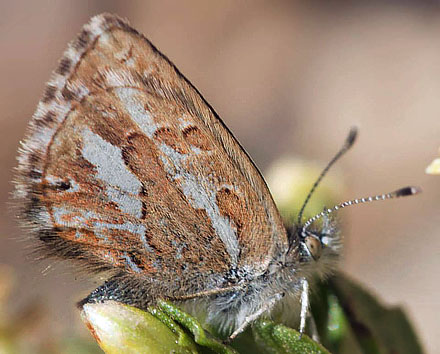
<box><xmin>393</xmin><ymin>186</ymin><xmax>422</xmax><ymax>197</ymax></box>
<box><xmin>346</xmin><ymin>126</ymin><xmax>358</xmax><ymax>147</ymax></box>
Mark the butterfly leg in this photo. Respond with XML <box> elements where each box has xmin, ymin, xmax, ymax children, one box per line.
<box><xmin>299</xmin><ymin>279</ymin><xmax>321</xmax><ymax>342</ymax></box>
<box><xmin>227</xmin><ymin>292</ymin><xmax>284</xmax><ymax>342</ymax></box>
<box><xmin>299</xmin><ymin>277</ymin><xmax>309</xmax><ymax>336</ymax></box>
<box><xmin>309</xmin><ymin>311</ymin><xmax>320</xmax><ymax>342</ymax></box>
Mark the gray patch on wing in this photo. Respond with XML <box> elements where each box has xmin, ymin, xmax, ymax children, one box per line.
<box><xmin>52</xmin><ymin>206</ymin><xmax>89</xmax><ymax>227</ymax></box>
<box><xmin>159</xmin><ymin>143</ymin><xmax>239</xmax><ymax>265</ymax></box>
<box><xmin>93</xmin><ymin>221</ymin><xmax>153</xmax><ymax>253</ymax></box>
<box><xmin>52</xmin><ymin>205</ymin><xmax>154</xmax><ymax>252</ymax></box>
<box><xmin>106</xmin><ymin>186</ymin><xmax>143</xmax><ymax>219</ymax></box>
<box><xmin>171</xmin><ymin>239</ymin><xmax>188</xmax><ymax>260</ymax></box>
<box><xmin>81</xmin><ymin>127</ymin><xmax>143</xmax><ymax>218</ymax></box>
<box><xmin>115</xmin><ymin>87</ymin><xmax>158</xmax><ymax>138</ymax></box>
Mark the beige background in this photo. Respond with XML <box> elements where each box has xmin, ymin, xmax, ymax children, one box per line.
<box><xmin>0</xmin><ymin>1</ymin><xmax>438</xmax><ymax>352</ymax></box>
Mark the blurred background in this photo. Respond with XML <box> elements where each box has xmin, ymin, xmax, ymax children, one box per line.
<box><xmin>0</xmin><ymin>1</ymin><xmax>439</xmax><ymax>352</ymax></box>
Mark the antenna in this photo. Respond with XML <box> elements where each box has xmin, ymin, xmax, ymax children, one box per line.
<box><xmin>302</xmin><ymin>186</ymin><xmax>421</xmax><ymax>232</ymax></box>
<box><xmin>297</xmin><ymin>127</ymin><xmax>358</xmax><ymax>225</ymax></box>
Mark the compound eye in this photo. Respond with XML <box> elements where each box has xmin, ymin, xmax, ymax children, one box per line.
<box><xmin>305</xmin><ymin>236</ymin><xmax>322</xmax><ymax>260</ymax></box>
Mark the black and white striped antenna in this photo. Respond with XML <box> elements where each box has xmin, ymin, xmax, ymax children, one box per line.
<box><xmin>296</xmin><ymin>127</ymin><xmax>421</xmax><ymax>233</ymax></box>
<box><xmin>297</xmin><ymin>127</ymin><xmax>358</xmax><ymax>226</ymax></box>
<box><xmin>302</xmin><ymin>186</ymin><xmax>421</xmax><ymax>233</ymax></box>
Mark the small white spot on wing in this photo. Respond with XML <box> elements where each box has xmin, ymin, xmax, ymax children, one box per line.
<box><xmin>88</xmin><ymin>15</ymin><xmax>107</xmax><ymax>37</ymax></box>
<box><xmin>104</xmin><ymin>69</ymin><xmax>137</xmax><ymax>87</ymax></box>
<box><xmin>115</xmin><ymin>87</ymin><xmax>158</xmax><ymax>138</ymax></box>
<box><xmin>178</xmin><ymin>116</ymin><xmax>193</xmax><ymax>129</ymax></box>
<box><xmin>45</xmin><ymin>175</ymin><xmax>80</xmax><ymax>193</ymax></box>
<box><xmin>123</xmin><ymin>253</ymin><xmax>142</xmax><ymax>273</ymax></box>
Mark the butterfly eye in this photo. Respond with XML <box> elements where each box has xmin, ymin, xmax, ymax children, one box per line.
<box><xmin>305</xmin><ymin>235</ymin><xmax>322</xmax><ymax>260</ymax></box>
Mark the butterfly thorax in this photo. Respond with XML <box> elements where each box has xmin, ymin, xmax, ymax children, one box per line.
<box><xmin>193</xmin><ymin>216</ymin><xmax>342</xmax><ymax>334</ymax></box>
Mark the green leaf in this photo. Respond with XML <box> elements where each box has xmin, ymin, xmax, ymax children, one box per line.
<box><xmin>252</xmin><ymin>319</ymin><xmax>330</xmax><ymax>354</ymax></box>
<box><xmin>81</xmin><ymin>301</ymin><xmax>198</xmax><ymax>354</ymax></box>
<box><xmin>328</xmin><ymin>275</ymin><xmax>424</xmax><ymax>354</ymax></box>
<box><xmin>156</xmin><ymin>300</ymin><xmax>238</xmax><ymax>354</ymax></box>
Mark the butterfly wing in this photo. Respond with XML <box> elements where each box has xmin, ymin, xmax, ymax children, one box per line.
<box><xmin>15</xmin><ymin>14</ymin><xmax>288</xmax><ymax>297</ymax></box>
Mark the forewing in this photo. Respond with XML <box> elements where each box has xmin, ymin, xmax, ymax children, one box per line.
<box><xmin>15</xmin><ymin>14</ymin><xmax>288</xmax><ymax>291</ymax></box>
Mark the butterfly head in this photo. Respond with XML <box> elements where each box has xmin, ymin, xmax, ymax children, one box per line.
<box><xmin>297</xmin><ymin>213</ymin><xmax>341</xmax><ymax>264</ymax></box>
<box><xmin>281</xmin><ymin>214</ymin><xmax>342</xmax><ymax>281</ymax></box>
<box><xmin>301</xmin><ymin>230</ymin><xmax>324</xmax><ymax>261</ymax></box>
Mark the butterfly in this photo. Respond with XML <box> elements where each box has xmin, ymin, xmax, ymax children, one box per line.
<box><xmin>14</xmin><ymin>13</ymin><xmax>418</xmax><ymax>340</ymax></box>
